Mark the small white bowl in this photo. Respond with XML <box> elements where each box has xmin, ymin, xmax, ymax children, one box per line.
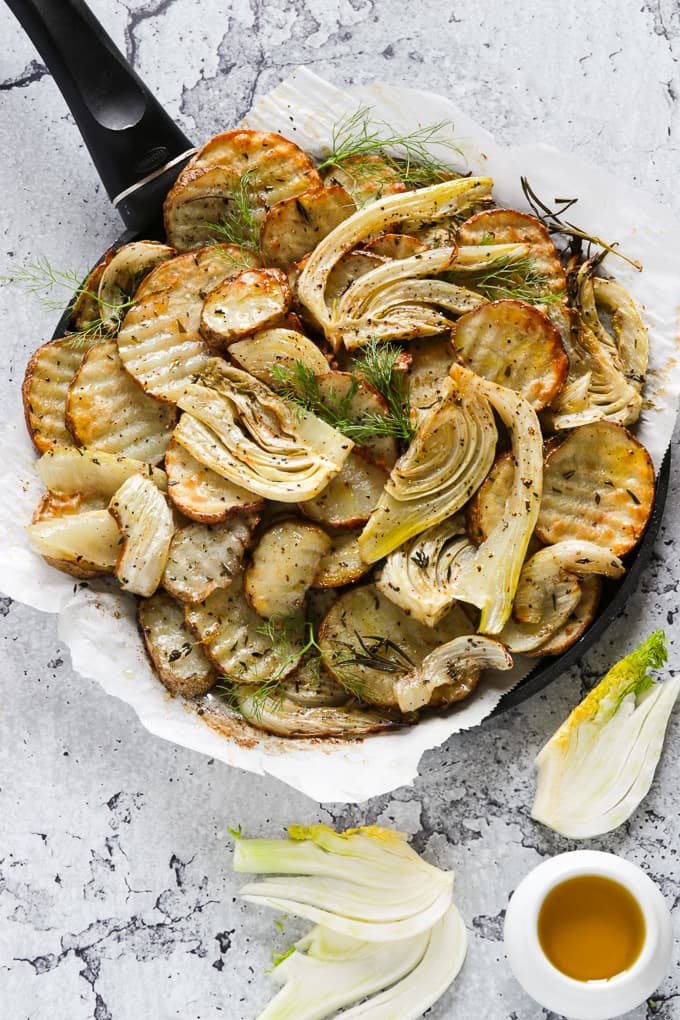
<box><xmin>503</xmin><ymin>850</ymin><xmax>673</xmax><ymax>1020</ymax></box>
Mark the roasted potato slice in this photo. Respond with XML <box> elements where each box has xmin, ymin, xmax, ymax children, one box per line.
<box><xmin>66</xmin><ymin>338</ymin><xmax>176</xmax><ymax>464</ymax></box>
<box><xmin>97</xmin><ymin>241</ymin><xmax>175</xmax><ymax>330</ymax></box>
<box><xmin>260</xmin><ymin>185</ymin><xmax>356</xmax><ymax>270</ymax></box>
<box><xmin>528</xmin><ymin>575</ymin><xmax>602</xmax><ymax>657</ymax></box>
<box><xmin>457</xmin><ymin>208</ymin><xmax>567</xmax><ymax>300</ymax></box>
<box><xmin>407</xmin><ymin>336</ymin><xmax>455</xmax><ymax>414</ymax></box>
<box><xmin>228</xmin><ymin>328</ymin><xmax>329</xmax><ymax>389</ymax></box>
<box><xmin>318</xmin><ymin>583</ymin><xmax>475</xmax><ymax>707</ymax></box>
<box><xmin>322</xmin><ymin>155</ymin><xmax>406</xmax><ymax>206</ymax></box>
<box><xmin>452</xmin><ymin>300</ymin><xmax>568</xmax><ymax>410</ymax></box>
<box><xmin>162</xmin><ymin>516</ymin><xmax>257</xmax><ymax>604</ymax></box>
<box><xmin>234</xmin><ymin>682</ymin><xmax>401</xmax><ymax>738</ymax></box>
<box><xmin>37</xmin><ymin>445</ymin><xmax>166</xmax><ymax>498</ymax></box>
<box><xmin>536</xmin><ymin>422</ymin><xmax>654</xmax><ymax>555</ymax></box>
<box><xmin>26</xmin><ymin>508</ymin><xmax>120</xmax><ymax>576</ymax></box>
<box><xmin>109</xmin><ymin>474</ymin><xmax>175</xmax><ymax>597</ymax></box>
<box><xmin>200</xmin><ymin>268</ymin><xmax>292</xmax><ymax>346</ymax></box>
<box><xmin>244</xmin><ymin>519</ymin><xmax>332</xmax><ymax>618</ymax></box>
<box><xmin>138</xmin><ymin>591</ymin><xmax>216</xmax><ymax>697</ymax></box>
<box><xmin>70</xmin><ymin>255</ymin><xmax>112</xmax><ymax>333</ymax></box>
<box><xmin>466</xmin><ymin>452</ymin><xmax>514</xmax><ymax>545</ymax></box>
<box><xmin>311</xmin><ymin>370</ymin><xmax>399</xmax><ymax>468</ymax></box>
<box><xmin>23</xmin><ymin>336</ymin><xmax>97</xmax><ymax>451</ymax></box>
<box><xmin>363</xmin><ymin>233</ymin><xmax>428</xmax><ymax>260</ymax></box>
<box><xmin>117</xmin><ymin>245</ymin><xmax>253</xmax><ymax>403</ymax></box>
<box><xmin>313</xmin><ymin>529</ymin><xmax>372</xmax><ymax>588</ymax></box>
<box><xmin>165</xmin><ymin>130</ymin><xmax>321</xmax><ymax>252</ymax></box>
<box><xmin>185</xmin><ymin>575</ymin><xmax>306</xmax><ymax>683</ymax></box>
<box><xmin>300</xmin><ymin>452</ymin><xmax>388</xmax><ymax>529</ymax></box>
<box><xmin>164</xmin><ymin>438</ymin><xmax>263</xmax><ymax>522</ymax></box>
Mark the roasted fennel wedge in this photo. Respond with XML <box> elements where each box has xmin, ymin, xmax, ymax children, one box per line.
<box><xmin>358</xmin><ymin>366</ymin><xmax>498</xmax><ymax>563</ymax></box>
<box><xmin>233</xmin><ymin>681</ymin><xmax>401</xmax><ymax>738</ymax></box>
<box><xmin>174</xmin><ymin>361</ymin><xmax>353</xmax><ymax>502</ymax></box>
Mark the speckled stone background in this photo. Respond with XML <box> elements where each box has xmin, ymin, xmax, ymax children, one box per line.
<box><xmin>1</xmin><ymin>2</ymin><xmax>679</xmax><ymax>1018</ymax></box>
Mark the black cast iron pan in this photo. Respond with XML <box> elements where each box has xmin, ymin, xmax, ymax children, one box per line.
<box><xmin>6</xmin><ymin>0</ymin><xmax>671</xmax><ymax>716</ymax></box>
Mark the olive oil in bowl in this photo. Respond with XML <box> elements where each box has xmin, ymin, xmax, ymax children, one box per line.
<box><xmin>537</xmin><ymin>874</ymin><xmax>646</xmax><ymax>981</ymax></box>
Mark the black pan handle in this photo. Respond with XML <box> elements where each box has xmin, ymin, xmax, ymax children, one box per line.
<box><xmin>5</xmin><ymin>0</ymin><xmax>196</xmax><ymax>231</ymax></box>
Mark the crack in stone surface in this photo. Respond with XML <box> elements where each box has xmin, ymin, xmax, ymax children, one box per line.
<box><xmin>0</xmin><ymin>60</ymin><xmax>49</xmax><ymax>92</ymax></box>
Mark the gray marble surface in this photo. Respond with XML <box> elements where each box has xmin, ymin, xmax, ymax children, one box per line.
<box><xmin>1</xmin><ymin>1</ymin><xmax>679</xmax><ymax>1017</ymax></box>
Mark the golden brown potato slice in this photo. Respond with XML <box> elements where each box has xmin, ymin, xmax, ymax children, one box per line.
<box><xmin>165</xmin><ymin>130</ymin><xmax>322</xmax><ymax>251</ymax></box>
<box><xmin>244</xmin><ymin>519</ymin><xmax>332</xmax><ymax>618</ymax></box>
<box><xmin>37</xmin><ymin>445</ymin><xmax>166</xmax><ymax>498</ymax></box>
<box><xmin>109</xmin><ymin>474</ymin><xmax>175</xmax><ymax>597</ymax></box>
<box><xmin>467</xmin><ymin>452</ymin><xmax>514</xmax><ymax>545</ymax></box>
<box><xmin>407</xmin><ymin>336</ymin><xmax>455</xmax><ymax>414</ymax></box>
<box><xmin>135</xmin><ymin>245</ymin><xmax>259</xmax><ymax>301</ymax></box>
<box><xmin>66</xmin><ymin>339</ymin><xmax>176</xmax><ymax>464</ymax></box>
<box><xmin>313</xmin><ymin>528</ymin><xmax>372</xmax><ymax>588</ymax></box>
<box><xmin>228</xmin><ymin>328</ymin><xmax>329</xmax><ymax>389</ymax></box>
<box><xmin>22</xmin><ymin>336</ymin><xmax>97</xmax><ymax>451</ymax></box>
<box><xmin>363</xmin><ymin>233</ymin><xmax>428</xmax><ymax>260</ymax></box>
<box><xmin>452</xmin><ymin>300</ymin><xmax>568</xmax><ymax>410</ymax></box>
<box><xmin>70</xmin><ymin>256</ymin><xmax>112</xmax><ymax>333</ymax></box>
<box><xmin>164</xmin><ymin>438</ymin><xmax>264</xmax><ymax>522</ymax></box>
<box><xmin>139</xmin><ymin>591</ymin><xmax>216</xmax><ymax>697</ymax></box>
<box><xmin>318</xmin><ymin>583</ymin><xmax>474</xmax><ymax>707</ymax></box>
<box><xmin>300</xmin><ymin>452</ymin><xmax>388</xmax><ymax>529</ymax></box>
<box><xmin>457</xmin><ymin>208</ymin><xmax>567</xmax><ymax>300</ymax></box>
<box><xmin>528</xmin><ymin>575</ymin><xmax>601</xmax><ymax>657</ymax></box>
<box><xmin>200</xmin><ymin>268</ymin><xmax>292</xmax><ymax>346</ymax></box>
<box><xmin>27</xmin><ymin>508</ymin><xmax>120</xmax><ymax>576</ymax></box>
<box><xmin>322</xmin><ymin>155</ymin><xmax>406</xmax><ymax>206</ymax></box>
<box><xmin>162</xmin><ymin>516</ymin><xmax>256</xmax><ymax>604</ymax></box>
<box><xmin>185</xmin><ymin>575</ymin><xmax>306</xmax><ymax>683</ymax></box>
<box><xmin>260</xmin><ymin>185</ymin><xmax>356</xmax><ymax>270</ymax></box>
<box><xmin>313</xmin><ymin>370</ymin><xmax>399</xmax><ymax>468</ymax></box>
<box><xmin>536</xmin><ymin>421</ymin><xmax>655</xmax><ymax>555</ymax></box>
<box><xmin>97</xmin><ymin>240</ymin><xmax>175</xmax><ymax>330</ymax></box>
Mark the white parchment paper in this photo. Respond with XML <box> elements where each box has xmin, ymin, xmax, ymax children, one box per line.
<box><xmin>1</xmin><ymin>70</ymin><xmax>678</xmax><ymax>803</ymax></box>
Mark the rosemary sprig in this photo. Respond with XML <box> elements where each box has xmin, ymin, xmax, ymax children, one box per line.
<box><xmin>205</xmin><ymin>170</ymin><xmax>260</xmax><ymax>253</ymax></box>
<box><xmin>520</xmin><ymin>177</ymin><xmax>642</xmax><ymax>272</ymax></box>
<box><xmin>458</xmin><ymin>253</ymin><xmax>559</xmax><ymax>305</ymax></box>
<box><xmin>273</xmin><ymin>342</ymin><xmax>415</xmax><ymax>445</ymax></box>
<box><xmin>317</xmin><ymin>105</ymin><xmax>463</xmax><ymax>188</ymax></box>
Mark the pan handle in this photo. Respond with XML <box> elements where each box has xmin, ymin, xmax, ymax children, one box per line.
<box><xmin>5</xmin><ymin>0</ymin><xmax>196</xmax><ymax>231</ymax></box>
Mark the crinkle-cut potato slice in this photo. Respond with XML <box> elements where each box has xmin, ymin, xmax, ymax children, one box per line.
<box><xmin>452</xmin><ymin>300</ymin><xmax>568</xmax><ymax>410</ymax></box>
<box><xmin>593</xmin><ymin>277</ymin><xmax>648</xmax><ymax>389</ymax></box>
<box><xmin>244</xmin><ymin>519</ymin><xmax>332</xmax><ymax>618</ymax></box>
<box><xmin>135</xmin><ymin>245</ymin><xmax>259</xmax><ymax>301</ymax></box>
<box><xmin>228</xmin><ymin>328</ymin><xmax>329</xmax><ymax>390</ymax></box>
<box><xmin>165</xmin><ymin>129</ymin><xmax>322</xmax><ymax>252</ymax></box>
<box><xmin>200</xmin><ymin>268</ymin><xmax>291</xmax><ymax>346</ymax></box>
<box><xmin>66</xmin><ymin>339</ymin><xmax>176</xmax><ymax>464</ymax></box>
<box><xmin>466</xmin><ymin>452</ymin><xmax>514</xmax><ymax>545</ymax></box>
<box><xmin>314</xmin><ymin>370</ymin><xmax>398</xmax><ymax>468</ymax></box>
<box><xmin>322</xmin><ymin>155</ymin><xmax>407</xmax><ymax>206</ymax></box>
<box><xmin>185</xmin><ymin>575</ymin><xmax>306</xmax><ymax>683</ymax></box>
<box><xmin>363</xmin><ymin>233</ymin><xmax>428</xmax><ymax>261</ymax></box>
<box><xmin>138</xmin><ymin>591</ymin><xmax>216</xmax><ymax>697</ymax></box>
<box><xmin>234</xmin><ymin>683</ymin><xmax>401</xmax><ymax>738</ymax></box>
<box><xmin>27</xmin><ymin>508</ymin><xmax>120</xmax><ymax>576</ymax></box>
<box><xmin>536</xmin><ymin>421</ymin><xmax>654</xmax><ymax>556</ymax></box>
<box><xmin>407</xmin><ymin>336</ymin><xmax>455</xmax><ymax>414</ymax></box>
<box><xmin>23</xmin><ymin>336</ymin><xmax>98</xmax><ymax>452</ymax></box>
<box><xmin>313</xmin><ymin>528</ymin><xmax>372</xmax><ymax>588</ymax></box>
<box><xmin>260</xmin><ymin>185</ymin><xmax>356</xmax><ymax>270</ymax></box>
<box><xmin>162</xmin><ymin>515</ymin><xmax>257</xmax><ymax>604</ymax></box>
<box><xmin>164</xmin><ymin>438</ymin><xmax>264</xmax><ymax>522</ymax></box>
<box><xmin>300</xmin><ymin>452</ymin><xmax>388</xmax><ymax>529</ymax></box>
<box><xmin>37</xmin><ymin>445</ymin><xmax>166</xmax><ymax>498</ymax></box>
<box><xmin>318</xmin><ymin>583</ymin><xmax>475</xmax><ymax>707</ymax></box>
<box><xmin>175</xmin><ymin>362</ymin><xmax>353</xmax><ymax>503</ymax></box>
<box><xmin>109</xmin><ymin>474</ymin><xmax>175</xmax><ymax>597</ymax></box>
<box><xmin>97</xmin><ymin>241</ymin><xmax>175</xmax><ymax>329</ymax></box>
<box><xmin>457</xmin><ymin>208</ymin><xmax>567</xmax><ymax>300</ymax></box>
<box><xmin>528</xmin><ymin>575</ymin><xmax>602</xmax><ymax>657</ymax></box>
